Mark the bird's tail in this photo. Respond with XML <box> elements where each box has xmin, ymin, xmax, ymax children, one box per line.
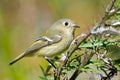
<box><xmin>9</xmin><ymin>52</ymin><xmax>25</xmax><ymax>65</ymax></box>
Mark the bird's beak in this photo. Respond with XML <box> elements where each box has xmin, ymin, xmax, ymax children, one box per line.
<box><xmin>73</xmin><ymin>25</ymin><xmax>80</xmax><ymax>28</ymax></box>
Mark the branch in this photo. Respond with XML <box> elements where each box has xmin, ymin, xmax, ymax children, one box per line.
<box><xmin>69</xmin><ymin>0</ymin><xmax>118</xmax><ymax>79</ymax></box>
<box><xmin>54</xmin><ymin>0</ymin><xmax>120</xmax><ymax>80</ymax></box>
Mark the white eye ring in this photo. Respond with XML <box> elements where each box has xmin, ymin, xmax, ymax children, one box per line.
<box><xmin>63</xmin><ymin>21</ymin><xmax>69</xmax><ymax>26</ymax></box>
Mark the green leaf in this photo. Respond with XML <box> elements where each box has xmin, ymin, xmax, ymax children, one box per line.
<box><xmin>79</xmin><ymin>40</ymin><xmax>116</xmax><ymax>48</ymax></box>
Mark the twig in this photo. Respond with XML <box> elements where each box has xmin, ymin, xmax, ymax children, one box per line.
<box><xmin>46</xmin><ymin>58</ymin><xmax>56</xmax><ymax>69</ymax></box>
<box><xmin>106</xmin><ymin>0</ymin><xmax>116</xmax><ymax>12</ymax></box>
<box><xmin>57</xmin><ymin>33</ymin><xmax>91</xmax><ymax>79</ymax></box>
<box><xmin>69</xmin><ymin>52</ymin><xmax>94</xmax><ymax>80</ymax></box>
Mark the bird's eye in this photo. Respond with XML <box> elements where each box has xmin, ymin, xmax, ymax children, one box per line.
<box><xmin>64</xmin><ymin>22</ymin><xmax>69</xmax><ymax>26</ymax></box>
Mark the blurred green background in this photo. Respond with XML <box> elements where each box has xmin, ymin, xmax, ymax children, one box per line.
<box><xmin>0</xmin><ymin>0</ymin><xmax>113</xmax><ymax>80</ymax></box>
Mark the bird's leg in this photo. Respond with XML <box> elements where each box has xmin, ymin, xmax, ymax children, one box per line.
<box><xmin>45</xmin><ymin>57</ymin><xmax>57</xmax><ymax>69</ymax></box>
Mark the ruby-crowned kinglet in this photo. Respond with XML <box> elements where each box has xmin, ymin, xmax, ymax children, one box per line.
<box><xmin>9</xmin><ymin>18</ymin><xmax>80</xmax><ymax>65</ymax></box>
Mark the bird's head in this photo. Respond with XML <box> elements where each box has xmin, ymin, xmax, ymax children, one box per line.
<box><xmin>51</xmin><ymin>18</ymin><xmax>80</xmax><ymax>35</ymax></box>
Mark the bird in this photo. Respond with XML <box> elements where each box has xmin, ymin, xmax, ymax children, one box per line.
<box><xmin>9</xmin><ymin>18</ymin><xmax>80</xmax><ymax>65</ymax></box>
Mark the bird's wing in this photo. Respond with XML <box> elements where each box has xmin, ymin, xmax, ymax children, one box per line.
<box><xmin>9</xmin><ymin>35</ymin><xmax>62</xmax><ymax>65</ymax></box>
<box><xmin>24</xmin><ymin>35</ymin><xmax>62</xmax><ymax>56</ymax></box>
